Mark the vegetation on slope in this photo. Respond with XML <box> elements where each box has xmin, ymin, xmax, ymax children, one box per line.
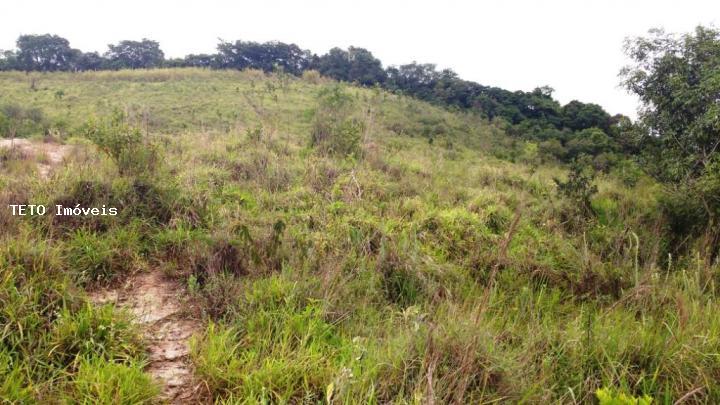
<box><xmin>0</xmin><ymin>32</ymin><xmax>631</xmax><ymax>168</ymax></box>
<box><xmin>0</xmin><ymin>26</ymin><xmax>719</xmax><ymax>403</ymax></box>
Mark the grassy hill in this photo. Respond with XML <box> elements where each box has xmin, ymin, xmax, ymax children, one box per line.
<box><xmin>1</xmin><ymin>69</ymin><xmax>718</xmax><ymax>403</ymax></box>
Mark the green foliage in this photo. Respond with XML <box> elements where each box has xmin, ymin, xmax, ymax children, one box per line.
<box><xmin>48</xmin><ymin>304</ymin><xmax>144</xmax><ymax>368</ymax></box>
<box><xmin>623</xmin><ymin>26</ymin><xmax>720</xmax><ymax>260</ymax></box>
<box><xmin>596</xmin><ymin>387</ymin><xmax>653</xmax><ymax>405</ymax></box>
<box><xmin>612</xmin><ymin>159</ymin><xmax>643</xmax><ymax>187</ymax></box>
<box><xmin>16</xmin><ymin>34</ymin><xmax>77</xmax><ymax>72</ymax></box>
<box><xmin>310</xmin><ymin>85</ymin><xmax>364</xmax><ymax>157</ymax></box>
<box><xmin>0</xmin><ymin>233</ymin><xmax>152</xmax><ymax>402</ymax></box>
<box><xmin>216</xmin><ymin>39</ymin><xmax>310</xmax><ymax>75</ymax></box>
<box><xmin>65</xmin><ymin>228</ymin><xmax>142</xmax><ymax>286</ymax></box>
<box><xmin>80</xmin><ymin>113</ymin><xmax>160</xmax><ymax>177</ymax></box>
<box><xmin>316</xmin><ymin>46</ymin><xmax>386</xmax><ymax>85</ymax></box>
<box><xmin>562</xmin><ymin>100</ymin><xmax>611</xmax><ymax>132</ymax></box>
<box><xmin>105</xmin><ymin>39</ymin><xmax>164</xmax><ymax>69</ymax></box>
<box><xmin>2</xmin><ymin>68</ymin><xmax>720</xmax><ymax>403</ymax></box>
<box><xmin>554</xmin><ymin>155</ymin><xmax>598</xmax><ymax>216</ymax></box>
<box><xmin>66</xmin><ymin>357</ymin><xmax>159</xmax><ymax>404</ymax></box>
<box><xmin>190</xmin><ymin>275</ymin><xmax>345</xmax><ymax>403</ymax></box>
<box><xmin>0</xmin><ymin>103</ymin><xmax>47</xmax><ymax>138</ymax></box>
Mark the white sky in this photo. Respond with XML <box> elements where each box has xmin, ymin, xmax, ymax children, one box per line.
<box><xmin>1</xmin><ymin>0</ymin><xmax>719</xmax><ymax>118</ymax></box>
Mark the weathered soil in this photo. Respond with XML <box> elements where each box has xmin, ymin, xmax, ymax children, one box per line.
<box><xmin>90</xmin><ymin>271</ymin><xmax>203</xmax><ymax>403</ymax></box>
<box><xmin>0</xmin><ymin>138</ymin><xmax>71</xmax><ymax>178</ymax></box>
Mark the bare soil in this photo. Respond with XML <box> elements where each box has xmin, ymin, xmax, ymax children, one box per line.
<box><xmin>0</xmin><ymin>138</ymin><xmax>71</xmax><ymax>178</ymax></box>
<box><xmin>89</xmin><ymin>271</ymin><xmax>204</xmax><ymax>403</ymax></box>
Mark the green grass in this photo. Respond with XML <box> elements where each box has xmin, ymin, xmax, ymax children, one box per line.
<box><xmin>1</xmin><ymin>68</ymin><xmax>718</xmax><ymax>403</ymax></box>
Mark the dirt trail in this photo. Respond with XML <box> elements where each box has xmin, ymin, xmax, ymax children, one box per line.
<box><xmin>90</xmin><ymin>271</ymin><xmax>203</xmax><ymax>403</ymax></box>
<box><xmin>0</xmin><ymin>138</ymin><xmax>71</xmax><ymax>178</ymax></box>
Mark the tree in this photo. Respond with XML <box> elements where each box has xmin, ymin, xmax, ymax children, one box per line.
<box><xmin>385</xmin><ymin>62</ymin><xmax>440</xmax><ymax>100</ymax></box>
<box><xmin>346</xmin><ymin>47</ymin><xmax>386</xmax><ymax>85</ymax></box>
<box><xmin>16</xmin><ymin>34</ymin><xmax>77</xmax><ymax>71</ymax></box>
<box><xmin>183</xmin><ymin>53</ymin><xmax>218</xmax><ymax>68</ymax></box>
<box><xmin>622</xmin><ymin>26</ymin><xmax>720</xmax><ymax>260</ymax></box>
<box><xmin>0</xmin><ymin>50</ymin><xmax>18</xmax><ymax>71</ymax></box>
<box><xmin>315</xmin><ymin>47</ymin><xmax>386</xmax><ymax>86</ymax></box>
<box><xmin>622</xmin><ymin>26</ymin><xmax>720</xmax><ymax>182</ymax></box>
<box><xmin>315</xmin><ymin>48</ymin><xmax>352</xmax><ymax>81</ymax></box>
<box><xmin>105</xmin><ymin>39</ymin><xmax>164</xmax><ymax>69</ymax></box>
<box><xmin>561</xmin><ymin>100</ymin><xmax>611</xmax><ymax>132</ymax></box>
<box><xmin>74</xmin><ymin>51</ymin><xmax>105</xmax><ymax>71</ymax></box>
<box><xmin>216</xmin><ymin>40</ymin><xmax>311</xmax><ymax>75</ymax></box>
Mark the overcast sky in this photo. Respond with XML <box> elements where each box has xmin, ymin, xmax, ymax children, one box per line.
<box><xmin>2</xmin><ymin>0</ymin><xmax>719</xmax><ymax>118</ymax></box>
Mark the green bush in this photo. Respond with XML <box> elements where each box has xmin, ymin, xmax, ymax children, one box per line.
<box><xmin>554</xmin><ymin>155</ymin><xmax>598</xmax><ymax>217</ymax></box>
<box><xmin>79</xmin><ymin>112</ymin><xmax>160</xmax><ymax>177</ymax></box>
<box><xmin>310</xmin><ymin>85</ymin><xmax>364</xmax><ymax>158</ymax></box>
<box><xmin>0</xmin><ymin>103</ymin><xmax>47</xmax><ymax>138</ymax></box>
<box><xmin>595</xmin><ymin>387</ymin><xmax>652</xmax><ymax>405</ymax></box>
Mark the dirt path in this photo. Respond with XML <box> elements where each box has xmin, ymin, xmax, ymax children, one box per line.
<box><xmin>90</xmin><ymin>271</ymin><xmax>203</xmax><ymax>403</ymax></box>
<box><xmin>0</xmin><ymin>138</ymin><xmax>71</xmax><ymax>178</ymax></box>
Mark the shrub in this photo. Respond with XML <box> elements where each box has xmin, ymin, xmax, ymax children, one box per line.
<box><xmin>377</xmin><ymin>239</ymin><xmax>427</xmax><ymax>307</ymax></box>
<box><xmin>310</xmin><ymin>85</ymin><xmax>364</xmax><ymax>158</ymax></box>
<box><xmin>79</xmin><ymin>113</ymin><xmax>160</xmax><ymax>177</ymax></box>
<box><xmin>0</xmin><ymin>103</ymin><xmax>47</xmax><ymax>138</ymax></box>
<box><xmin>612</xmin><ymin>158</ymin><xmax>643</xmax><ymax>187</ymax></box>
<box><xmin>539</xmin><ymin>138</ymin><xmax>567</xmax><ymax>161</ymax></box>
<box><xmin>554</xmin><ymin>155</ymin><xmax>598</xmax><ymax>217</ymax></box>
<box><xmin>595</xmin><ymin>387</ymin><xmax>652</xmax><ymax>405</ymax></box>
<box><xmin>302</xmin><ymin>69</ymin><xmax>322</xmax><ymax>84</ymax></box>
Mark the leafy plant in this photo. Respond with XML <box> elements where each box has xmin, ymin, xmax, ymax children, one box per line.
<box><xmin>310</xmin><ymin>85</ymin><xmax>364</xmax><ymax>158</ymax></box>
<box><xmin>80</xmin><ymin>112</ymin><xmax>160</xmax><ymax>177</ymax></box>
<box><xmin>596</xmin><ymin>387</ymin><xmax>652</xmax><ymax>405</ymax></box>
<box><xmin>555</xmin><ymin>154</ymin><xmax>598</xmax><ymax>216</ymax></box>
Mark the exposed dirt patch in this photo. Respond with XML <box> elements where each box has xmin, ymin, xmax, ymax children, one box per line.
<box><xmin>0</xmin><ymin>138</ymin><xmax>71</xmax><ymax>178</ymax></box>
<box><xmin>90</xmin><ymin>271</ymin><xmax>204</xmax><ymax>403</ymax></box>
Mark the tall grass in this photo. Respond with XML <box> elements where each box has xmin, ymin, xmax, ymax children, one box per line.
<box><xmin>1</xmin><ymin>68</ymin><xmax>718</xmax><ymax>402</ymax></box>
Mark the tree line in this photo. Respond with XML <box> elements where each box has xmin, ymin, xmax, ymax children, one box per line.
<box><xmin>0</xmin><ymin>33</ymin><xmax>628</xmax><ymax>163</ymax></box>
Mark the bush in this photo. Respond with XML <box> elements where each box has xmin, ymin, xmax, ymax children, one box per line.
<box><xmin>0</xmin><ymin>103</ymin><xmax>47</xmax><ymax>138</ymax></box>
<box><xmin>554</xmin><ymin>155</ymin><xmax>598</xmax><ymax>217</ymax></box>
<box><xmin>310</xmin><ymin>85</ymin><xmax>364</xmax><ymax>158</ymax></box>
<box><xmin>302</xmin><ymin>69</ymin><xmax>322</xmax><ymax>84</ymax></box>
<box><xmin>79</xmin><ymin>113</ymin><xmax>160</xmax><ymax>177</ymax></box>
<box><xmin>595</xmin><ymin>387</ymin><xmax>652</xmax><ymax>405</ymax></box>
<box><xmin>612</xmin><ymin>158</ymin><xmax>643</xmax><ymax>187</ymax></box>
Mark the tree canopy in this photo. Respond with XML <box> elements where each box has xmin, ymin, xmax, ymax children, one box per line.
<box><xmin>216</xmin><ymin>40</ymin><xmax>311</xmax><ymax>75</ymax></box>
<box><xmin>105</xmin><ymin>39</ymin><xmax>165</xmax><ymax>69</ymax></box>
<box><xmin>15</xmin><ymin>34</ymin><xmax>77</xmax><ymax>72</ymax></box>
<box><xmin>622</xmin><ymin>26</ymin><xmax>720</xmax><ymax>259</ymax></box>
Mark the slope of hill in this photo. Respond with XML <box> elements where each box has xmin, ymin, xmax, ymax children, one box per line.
<box><xmin>1</xmin><ymin>69</ymin><xmax>718</xmax><ymax>403</ymax></box>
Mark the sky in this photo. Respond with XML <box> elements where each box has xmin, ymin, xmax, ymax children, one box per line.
<box><xmin>1</xmin><ymin>0</ymin><xmax>719</xmax><ymax>118</ymax></box>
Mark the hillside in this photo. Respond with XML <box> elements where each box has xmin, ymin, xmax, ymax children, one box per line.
<box><xmin>1</xmin><ymin>69</ymin><xmax>718</xmax><ymax>403</ymax></box>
